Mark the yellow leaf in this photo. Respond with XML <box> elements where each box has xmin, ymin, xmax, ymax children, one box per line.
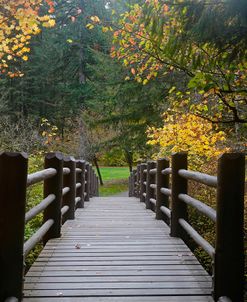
<box><xmin>48</xmin><ymin>19</ymin><xmax>56</xmax><ymax>27</ymax></box>
<box><xmin>102</xmin><ymin>27</ymin><xmax>109</xmax><ymax>33</ymax></box>
<box><xmin>86</xmin><ymin>23</ymin><xmax>94</xmax><ymax>30</ymax></box>
<box><xmin>90</xmin><ymin>16</ymin><xmax>100</xmax><ymax>23</ymax></box>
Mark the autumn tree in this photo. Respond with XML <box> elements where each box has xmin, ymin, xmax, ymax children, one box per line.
<box><xmin>111</xmin><ymin>0</ymin><xmax>247</xmax><ymax>125</ymax></box>
<box><xmin>147</xmin><ymin>112</ymin><xmax>229</xmax><ymax>167</ymax></box>
<box><xmin>0</xmin><ymin>0</ymin><xmax>55</xmax><ymax>77</ymax></box>
<box><xmin>0</xmin><ymin>0</ymin><xmax>110</xmax><ymax>128</ymax></box>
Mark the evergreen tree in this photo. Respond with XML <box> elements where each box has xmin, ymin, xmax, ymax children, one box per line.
<box><xmin>84</xmin><ymin>50</ymin><xmax>166</xmax><ymax>170</ymax></box>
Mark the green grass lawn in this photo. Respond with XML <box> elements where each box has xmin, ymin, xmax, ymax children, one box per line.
<box><xmin>97</xmin><ymin>166</ymin><xmax>130</xmax><ymax>181</ymax></box>
<box><xmin>96</xmin><ymin>167</ymin><xmax>130</xmax><ymax>196</ymax></box>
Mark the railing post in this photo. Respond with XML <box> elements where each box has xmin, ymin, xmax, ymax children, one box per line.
<box><xmin>214</xmin><ymin>153</ymin><xmax>245</xmax><ymax>302</ymax></box>
<box><xmin>146</xmin><ymin>161</ymin><xmax>156</xmax><ymax>209</ymax></box>
<box><xmin>89</xmin><ymin>164</ymin><xmax>93</xmax><ymax>198</ymax></box>
<box><xmin>91</xmin><ymin>168</ymin><xmax>94</xmax><ymax>197</ymax></box>
<box><xmin>43</xmin><ymin>152</ymin><xmax>63</xmax><ymax>243</ymax></box>
<box><xmin>76</xmin><ymin>160</ymin><xmax>85</xmax><ymax>208</ymax></box>
<box><xmin>91</xmin><ymin>172</ymin><xmax>95</xmax><ymax>197</ymax></box>
<box><xmin>170</xmin><ymin>152</ymin><xmax>188</xmax><ymax>237</ymax></box>
<box><xmin>0</xmin><ymin>152</ymin><xmax>28</xmax><ymax>301</ymax></box>
<box><xmin>140</xmin><ymin>163</ymin><xmax>147</xmax><ymax>203</ymax></box>
<box><xmin>93</xmin><ymin>172</ymin><xmax>96</xmax><ymax>196</ymax></box>
<box><xmin>63</xmin><ymin>156</ymin><xmax>76</xmax><ymax>221</ymax></box>
<box><xmin>136</xmin><ymin>164</ymin><xmax>141</xmax><ymax>198</ymax></box>
<box><xmin>156</xmin><ymin>158</ymin><xmax>170</xmax><ymax>222</ymax></box>
<box><xmin>84</xmin><ymin>163</ymin><xmax>90</xmax><ymax>201</ymax></box>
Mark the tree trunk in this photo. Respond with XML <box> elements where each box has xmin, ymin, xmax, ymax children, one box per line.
<box><xmin>124</xmin><ymin>149</ymin><xmax>133</xmax><ymax>172</ymax></box>
<box><xmin>93</xmin><ymin>155</ymin><xmax>103</xmax><ymax>185</ymax></box>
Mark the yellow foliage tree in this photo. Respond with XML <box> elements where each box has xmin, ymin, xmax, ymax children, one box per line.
<box><xmin>0</xmin><ymin>0</ymin><xmax>55</xmax><ymax>77</ymax></box>
<box><xmin>147</xmin><ymin>113</ymin><xmax>228</xmax><ymax>161</ymax></box>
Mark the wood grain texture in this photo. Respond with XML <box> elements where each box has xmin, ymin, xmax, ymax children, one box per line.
<box><xmin>23</xmin><ymin>196</ymin><xmax>213</xmax><ymax>301</ymax></box>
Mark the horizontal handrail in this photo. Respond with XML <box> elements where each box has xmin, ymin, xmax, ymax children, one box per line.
<box><xmin>63</xmin><ymin>167</ymin><xmax>70</xmax><ymax>175</ymax></box>
<box><xmin>25</xmin><ymin>194</ymin><xmax>55</xmax><ymax>223</ymax></box>
<box><xmin>179</xmin><ymin>218</ymin><xmax>215</xmax><ymax>258</ymax></box>
<box><xmin>4</xmin><ymin>297</ymin><xmax>18</xmax><ymax>302</ymax></box>
<box><xmin>179</xmin><ymin>193</ymin><xmax>216</xmax><ymax>222</ymax></box>
<box><xmin>75</xmin><ymin>168</ymin><xmax>82</xmax><ymax>173</ymax></box>
<box><xmin>160</xmin><ymin>187</ymin><xmax>171</xmax><ymax>196</ymax></box>
<box><xmin>143</xmin><ymin>169</ymin><xmax>147</xmax><ymax>174</ymax></box>
<box><xmin>23</xmin><ymin>219</ymin><xmax>54</xmax><ymax>257</ymax></box>
<box><xmin>75</xmin><ymin>197</ymin><xmax>81</xmax><ymax>206</ymax></box>
<box><xmin>150</xmin><ymin>198</ymin><xmax>156</xmax><ymax>205</ymax></box>
<box><xmin>160</xmin><ymin>206</ymin><xmax>171</xmax><ymax>218</ymax></box>
<box><xmin>61</xmin><ymin>205</ymin><xmax>69</xmax><ymax>216</ymax></box>
<box><xmin>76</xmin><ymin>182</ymin><xmax>81</xmax><ymax>189</ymax></box>
<box><xmin>150</xmin><ymin>183</ymin><xmax>157</xmax><ymax>189</ymax></box>
<box><xmin>149</xmin><ymin>168</ymin><xmax>157</xmax><ymax>175</ymax></box>
<box><xmin>62</xmin><ymin>186</ymin><xmax>70</xmax><ymax>196</ymax></box>
<box><xmin>161</xmin><ymin>167</ymin><xmax>172</xmax><ymax>175</ymax></box>
<box><xmin>178</xmin><ymin>169</ymin><xmax>217</xmax><ymax>187</ymax></box>
<box><xmin>27</xmin><ymin>168</ymin><xmax>57</xmax><ymax>187</ymax></box>
<box><xmin>218</xmin><ymin>297</ymin><xmax>232</xmax><ymax>302</ymax></box>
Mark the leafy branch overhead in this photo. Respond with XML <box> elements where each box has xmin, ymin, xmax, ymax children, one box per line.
<box><xmin>110</xmin><ymin>0</ymin><xmax>247</xmax><ymax>124</ymax></box>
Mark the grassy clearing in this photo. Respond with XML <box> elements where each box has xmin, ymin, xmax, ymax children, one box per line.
<box><xmin>97</xmin><ymin>166</ymin><xmax>130</xmax><ymax>181</ymax></box>
<box><xmin>96</xmin><ymin>167</ymin><xmax>130</xmax><ymax>196</ymax></box>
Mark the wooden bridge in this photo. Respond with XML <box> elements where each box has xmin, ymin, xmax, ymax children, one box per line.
<box><xmin>0</xmin><ymin>152</ymin><xmax>245</xmax><ymax>302</ymax></box>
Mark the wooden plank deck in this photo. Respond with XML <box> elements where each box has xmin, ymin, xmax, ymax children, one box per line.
<box><xmin>23</xmin><ymin>197</ymin><xmax>213</xmax><ymax>302</ymax></box>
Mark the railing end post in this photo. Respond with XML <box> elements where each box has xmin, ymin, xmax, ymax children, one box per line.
<box><xmin>214</xmin><ymin>152</ymin><xmax>245</xmax><ymax>302</ymax></box>
<box><xmin>0</xmin><ymin>152</ymin><xmax>28</xmax><ymax>300</ymax></box>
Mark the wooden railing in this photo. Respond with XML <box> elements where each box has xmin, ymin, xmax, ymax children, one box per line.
<box><xmin>129</xmin><ymin>152</ymin><xmax>245</xmax><ymax>302</ymax></box>
<box><xmin>0</xmin><ymin>152</ymin><xmax>99</xmax><ymax>301</ymax></box>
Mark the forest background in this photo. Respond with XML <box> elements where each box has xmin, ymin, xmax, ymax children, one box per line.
<box><xmin>0</xmin><ymin>0</ymin><xmax>246</xmax><ymax>279</ymax></box>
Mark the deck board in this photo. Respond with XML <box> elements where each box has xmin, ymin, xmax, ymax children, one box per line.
<box><xmin>23</xmin><ymin>197</ymin><xmax>213</xmax><ymax>301</ymax></box>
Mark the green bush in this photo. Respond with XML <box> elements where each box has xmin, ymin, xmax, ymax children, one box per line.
<box><xmin>98</xmin><ymin>147</ymin><xmax>142</xmax><ymax>167</ymax></box>
<box><xmin>99</xmin><ymin>148</ymin><xmax>127</xmax><ymax>166</ymax></box>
